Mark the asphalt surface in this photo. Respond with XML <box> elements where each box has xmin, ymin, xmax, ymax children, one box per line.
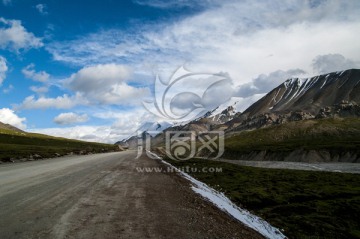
<box><xmin>0</xmin><ymin>151</ymin><xmax>263</xmax><ymax>239</ymax></box>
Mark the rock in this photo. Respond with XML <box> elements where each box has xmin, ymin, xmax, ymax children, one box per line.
<box><xmin>316</xmin><ymin>102</ymin><xmax>360</xmax><ymax>118</ymax></box>
<box><xmin>32</xmin><ymin>154</ymin><xmax>42</xmax><ymax>160</ymax></box>
<box><xmin>289</xmin><ymin>111</ymin><xmax>315</xmax><ymax>121</ymax></box>
<box><xmin>79</xmin><ymin>150</ymin><xmax>87</xmax><ymax>155</ymax></box>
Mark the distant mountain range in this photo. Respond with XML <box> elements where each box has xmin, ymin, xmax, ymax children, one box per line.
<box><xmin>166</xmin><ymin>69</ymin><xmax>359</xmax><ymax>134</ymax></box>
<box><xmin>118</xmin><ymin>69</ymin><xmax>360</xmax><ymax>162</ymax></box>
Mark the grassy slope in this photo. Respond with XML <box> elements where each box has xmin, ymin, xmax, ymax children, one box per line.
<box><xmin>224</xmin><ymin>118</ymin><xmax>360</xmax><ymax>157</ymax></box>
<box><xmin>166</xmin><ymin>158</ymin><xmax>360</xmax><ymax>239</ymax></box>
<box><xmin>0</xmin><ymin>128</ymin><xmax>118</xmax><ymax>161</ymax></box>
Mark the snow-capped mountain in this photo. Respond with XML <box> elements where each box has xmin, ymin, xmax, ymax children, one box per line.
<box><xmin>115</xmin><ymin>121</ymin><xmax>172</xmax><ymax>147</ymax></box>
<box><xmin>224</xmin><ymin>69</ymin><xmax>360</xmax><ymax>132</ymax></box>
<box><xmin>241</xmin><ymin>69</ymin><xmax>360</xmax><ymax>118</ymax></box>
<box><xmin>117</xmin><ymin>69</ymin><xmax>360</xmax><ymax>147</ymax></box>
<box><xmin>175</xmin><ymin>69</ymin><xmax>360</xmax><ymax>134</ymax></box>
<box><xmin>201</xmin><ymin>97</ymin><xmax>242</xmax><ymax>124</ymax></box>
<box><xmin>136</xmin><ymin>121</ymin><xmax>172</xmax><ymax>136</ymax></box>
<box><xmin>199</xmin><ymin>95</ymin><xmax>265</xmax><ymax>124</ymax></box>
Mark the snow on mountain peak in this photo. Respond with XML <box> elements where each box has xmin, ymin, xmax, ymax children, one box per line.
<box><xmin>137</xmin><ymin>121</ymin><xmax>172</xmax><ymax>136</ymax></box>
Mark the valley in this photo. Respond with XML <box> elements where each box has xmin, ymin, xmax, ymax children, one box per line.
<box><xmin>1</xmin><ymin>2</ymin><xmax>360</xmax><ymax>238</ymax></box>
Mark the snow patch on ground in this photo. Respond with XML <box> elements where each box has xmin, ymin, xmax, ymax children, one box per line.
<box><xmin>147</xmin><ymin>151</ymin><xmax>286</xmax><ymax>239</ymax></box>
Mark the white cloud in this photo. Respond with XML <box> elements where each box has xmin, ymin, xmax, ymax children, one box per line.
<box><xmin>3</xmin><ymin>84</ymin><xmax>13</xmax><ymax>93</ymax></box>
<box><xmin>53</xmin><ymin>112</ymin><xmax>89</xmax><ymax>125</ymax></box>
<box><xmin>28</xmin><ymin>0</ymin><xmax>360</xmax><ymax>140</ymax></box>
<box><xmin>30</xmin><ymin>108</ymin><xmax>161</xmax><ymax>143</ymax></box>
<box><xmin>47</xmin><ymin>0</ymin><xmax>360</xmax><ymax>84</ymax></box>
<box><xmin>168</xmin><ymin>73</ymin><xmax>235</xmax><ymax>114</ymax></box>
<box><xmin>28</xmin><ymin>125</ymin><xmax>114</xmax><ymax>143</ymax></box>
<box><xmin>17</xmin><ymin>93</ymin><xmax>87</xmax><ymax>110</ymax></box>
<box><xmin>66</xmin><ymin>64</ymin><xmax>151</xmax><ymax>105</ymax></box>
<box><xmin>234</xmin><ymin>69</ymin><xmax>307</xmax><ymax>97</ymax></box>
<box><xmin>0</xmin><ymin>108</ymin><xmax>26</xmax><ymax>129</ymax></box>
<box><xmin>17</xmin><ymin>64</ymin><xmax>150</xmax><ymax>110</ymax></box>
<box><xmin>0</xmin><ymin>56</ymin><xmax>7</xmax><ymax>85</ymax></box>
<box><xmin>35</xmin><ymin>4</ymin><xmax>48</xmax><ymax>15</ymax></box>
<box><xmin>312</xmin><ymin>54</ymin><xmax>359</xmax><ymax>74</ymax></box>
<box><xmin>0</xmin><ymin>17</ymin><xmax>43</xmax><ymax>52</ymax></box>
<box><xmin>30</xmin><ymin>85</ymin><xmax>49</xmax><ymax>94</ymax></box>
<box><xmin>22</xmin><ymin>64</ymin><xmax>50</xmax><ymax>82</ymax></box>
<box><xmin>28</xmin><ymin>124</ymin><xmax>135</xmax><ymax>143</ymax></box>
<box><xmin>67</xmin><ymin>63</ymin><xmax>131</xmax><ymax>91</ymax></box>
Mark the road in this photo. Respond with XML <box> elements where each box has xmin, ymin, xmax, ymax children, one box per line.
<box><xmin>0</xmin><ymin>151</ymin><xmax>262</xmax><ymax>239</ymax></box>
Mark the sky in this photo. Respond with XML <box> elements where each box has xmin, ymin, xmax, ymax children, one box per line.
<box><xmin>0</xmin><ymin>0</ymin><xmax>359</xmax><ymax>143</ymax></box>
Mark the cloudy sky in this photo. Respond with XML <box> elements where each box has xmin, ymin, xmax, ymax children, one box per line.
<box><xmin>0</xmin><ymin>0</ymin><xmax>359</xmax><ymax>143</ymax></box>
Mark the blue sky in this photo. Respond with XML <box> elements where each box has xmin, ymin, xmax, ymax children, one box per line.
<box><xmin>0</xmin><ymin>0</ymin><xmax>359</xmax><ymax>142</ymax></box>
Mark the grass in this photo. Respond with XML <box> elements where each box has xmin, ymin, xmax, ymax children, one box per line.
<box><xmin>224</xmin><ymin>117</ymin><xmax>360</xmax><ymax>158</ymax></box>
<box><xmin>165</xmin><ymin>158</ymin><xmax>360</xmax><ymax>239</ymax></box>
<box><xmin>0</xmin><ymin>128</ymin><xmax>119</xmax><ymax>161</ymax></box>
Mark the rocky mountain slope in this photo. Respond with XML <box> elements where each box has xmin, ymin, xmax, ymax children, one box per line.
<box><xmin>227</xmin><ymin>69</ymin><xmax>360</xmax><ymax>131</ymax></box>
<box><xmin>165</xmin><ymin>69</ymin><xmax>360</xmax><ymax>135</ymax></box>
<box><xmin>201</xmin><ymin>97</ymin><xmax>243</xmax><ymax>124</ymax></box>
<box><xmin>242</xmin><ymin>69</ymin><xmax>360</xmax><ymax>117</ymax></box>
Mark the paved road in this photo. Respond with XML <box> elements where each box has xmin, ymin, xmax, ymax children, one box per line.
<box><xmin>0</xmin><ymin>151</ymin><xmax>262</xmax><ymax>239</ymax></box>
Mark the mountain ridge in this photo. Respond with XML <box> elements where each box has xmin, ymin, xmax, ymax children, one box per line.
<box><xmin>118</xmin><ymin>69</ymin><xmax>360</xmax><ymax>158</ymax></box>
<box><xmin>242</xmin><ymin>69</ymin><xmax>360</xmax><ymax>118</ymax></box>
<box><xmin>0</xmin><ymin>121</ymin><xmax>24</xmax><ymax>133</ymax></box>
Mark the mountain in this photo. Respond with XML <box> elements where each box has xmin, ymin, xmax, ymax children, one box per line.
<box><xmin>242</xmin><ymin>69</ymin><xmax>360</xmax><ymax>118</ymax></box>
<box><xmin>222</xmin><ymin>117</ymin><xmax>360</xmax><ymax>162</ymax></box>
<box><xmin>149</xmin><ymin>69</ymin><xmax>360</xmax><ymax>162</ymax></box>
<box><xmin>0</xmin><ymin>121</ymin><xmax>24</xmax><ymax>133</ymax></box>
<box><xmin>136</xmin><ymin>121</ymin><xmax>172</xmax><ymax>136</ymax></box>
<box><xmin>171</xmin><ymin>69</ymin><xmax>360</xmax><ymax>134</ymax></box>
<box><xmin>120</xmin><ymin>69</ymin><xmax>360</xmax><ymax>156</ymax></box>
<box><xmin>225</xmin><ymin>69</ymin><xmax>360</xmax><ymax>131</ymax></box>
<box><xmin>115</xmin><ymin>121</ymin><xmax>172</xmax><ymax>148</ymax></box>
<box><xmin>201</xmin><ymin>97</ymin><xmax>243</xmax><ymax>124</ymax></box>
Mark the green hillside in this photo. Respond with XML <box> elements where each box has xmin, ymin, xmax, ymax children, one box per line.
<box><xmin>0</xmin><ymin>128</ymin><xmax>119</xmax><ymax>162</ymax></box>
<box><xmin>224</xmin><ymin>117</ymin><xmax>360</xmax><ymax>158</ymax></box>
